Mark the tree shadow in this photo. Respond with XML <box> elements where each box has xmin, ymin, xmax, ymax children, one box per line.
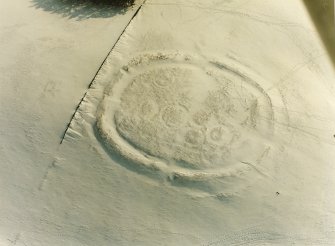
<box><xmin>31</xmin><ymin>0</ymin><xmax>136</xmax><ymax>20</ymax></box>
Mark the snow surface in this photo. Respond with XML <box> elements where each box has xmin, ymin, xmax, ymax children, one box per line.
<box><xmin>0</xmin><ymin>0</ymin><xmax>143</xmax><ymax>244</ymax></box>
<box><xmin>1</xmin><ymin>0</ymin><xmax>335</xmax><ymax>245</ymax></box>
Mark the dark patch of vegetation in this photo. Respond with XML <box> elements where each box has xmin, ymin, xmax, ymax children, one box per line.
<box><xmin>90</xmin><ymin>0</ymin><xmax>135</xmax><ymax>7</ymax></box>
<box><xmin>31</xmin><ymin>0</ymin><xmax>136</xmax><ymax>20</ymax></box>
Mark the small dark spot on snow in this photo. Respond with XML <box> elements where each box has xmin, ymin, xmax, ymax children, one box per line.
<box><xmin>276</xmin><ymin>192</ymin><xmax>280</xmax><ymax>196</ymax></box>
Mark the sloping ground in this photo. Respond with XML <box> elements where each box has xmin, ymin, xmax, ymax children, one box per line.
<box><xmin>0</xmin><ymin>0</ymin><xmax>143</xmax><ymax>244</ymax></box>
<box><xmin>1</xmin><ymin>0</ymin><xmax>335</xmax><ymax>245</ymax></box>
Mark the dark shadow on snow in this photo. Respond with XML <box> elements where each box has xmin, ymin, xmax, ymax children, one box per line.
<box><xmin>31</xmin><ymin>0</ymin><xmax>136</xmax><ymax>20</ymax></box>
<box><xmin>302</xmin><ymin>0</ymin><xmax>335</xmax><ymax>67</ymax></box>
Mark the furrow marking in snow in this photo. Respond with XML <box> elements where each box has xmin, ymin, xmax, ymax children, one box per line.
<box><xmin>60</xmin><ymin>1</ymin><xmax>146</xmax><ymax>144</ymax></box>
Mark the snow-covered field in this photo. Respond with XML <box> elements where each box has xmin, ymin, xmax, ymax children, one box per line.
<box><xmin>1</xmin><ymin>0</ymin><xmax>335</xmax><ymax>245</ymax></box>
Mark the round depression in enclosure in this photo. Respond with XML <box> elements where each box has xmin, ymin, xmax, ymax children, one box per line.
<box><xmin>96</xmin><ymin>52</ymin><xmax>283</xmax><ymax>192</ymax></box>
